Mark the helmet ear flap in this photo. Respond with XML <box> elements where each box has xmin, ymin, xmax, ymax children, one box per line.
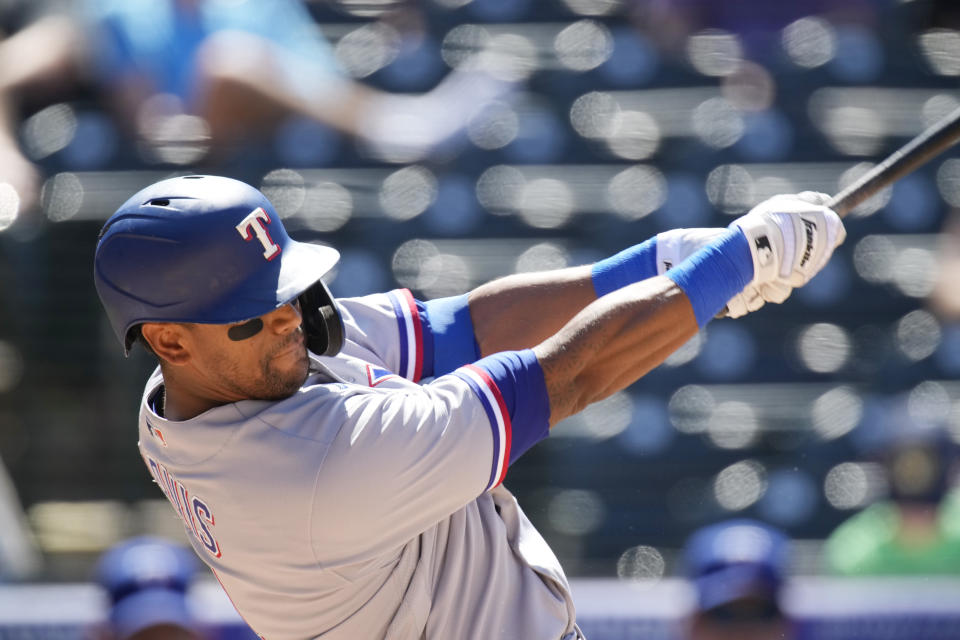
<box><xmin>298</xmin><ymin>280</ymin><xmax>344</xmax><ymax>357</ymax></box>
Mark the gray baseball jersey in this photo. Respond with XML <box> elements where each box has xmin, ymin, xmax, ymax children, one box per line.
<box><xmin>137</xmin><ymin>289</ymin><xmax>579</xmax><ymax>639</ymax></box>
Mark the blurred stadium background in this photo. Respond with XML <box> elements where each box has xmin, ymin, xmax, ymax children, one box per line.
<box><xmin>2</xmin><ymin>0</ymin><xmax>960</xmax><ymax>637</ymax></box>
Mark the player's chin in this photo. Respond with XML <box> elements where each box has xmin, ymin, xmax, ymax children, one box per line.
<box><xmin>261</xmin><ymin>349</ymin><xmax>310</xmax><ymax>399</ymax></box>
<box><xmin>261</xmin><ymin>366</ymin><xmax>308</xmax><ymax>400</ymax></box>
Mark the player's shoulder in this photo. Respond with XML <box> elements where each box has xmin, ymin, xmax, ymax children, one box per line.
<box><xmin>240</xmin><ymin>355</ymin><xmax>423</xmax><ymax>441</ymax></box>
<box><xmin>236</xmin><ymin>379</ymin><xmax>356</xmax><ymax>443</ymax></box>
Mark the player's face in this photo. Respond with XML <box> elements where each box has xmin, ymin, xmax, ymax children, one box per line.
<box><xmin>184</xmin><ymin>301</ymin><xmax>310</xmax><ymax>401</ymax></box>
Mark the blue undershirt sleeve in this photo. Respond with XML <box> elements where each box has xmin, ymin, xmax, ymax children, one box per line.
<box><xmin>422</xmin><ymin>294</ymin><xmax>481</xmax><ymax>378</ymax></box>
<box><xmin>591</xmin><ymin>237</ymin><xmax>659</xmax><ymax>297</ymax></box>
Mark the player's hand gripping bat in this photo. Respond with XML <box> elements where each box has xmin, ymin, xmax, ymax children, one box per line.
<box><xmin>718</xmin><ymin>104</ymin><xmax>960</xmax><ymax>317</ymax></box>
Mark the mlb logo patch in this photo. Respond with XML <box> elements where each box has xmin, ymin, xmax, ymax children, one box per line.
<box><xmin>754</xmin><ymin>235</ymin><xmax>773</xmax><ymax>267</ymax></box>
<box><xmin>366</xmin><ymin>365</ymin><xmax>397</xmax><ymax>387</ymax></box>
<box><xmin>146</xmin><ymin>421</ymin><xmax>168</xmax><ymax>447</ymax></box>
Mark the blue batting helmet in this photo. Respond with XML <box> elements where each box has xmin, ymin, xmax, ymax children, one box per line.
<box><xmin>94</xmin><ymin>175</ymin><xmax>343</xmax><ymax>356</ymax></box>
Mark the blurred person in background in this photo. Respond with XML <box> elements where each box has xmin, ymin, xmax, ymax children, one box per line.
<box><xmin>682</xmin><ymin>519</ymin><xmax>794</xmax><ymax>640</ymax></box>
<box><xmin>0</xmin><ymin>0</ymin><xmax>511</xmax><ymax>221</ymax></box>
<box><xmin>0</xmin><ymin>454</ymin><xmax>41</xmax><ymax>581</ymax></box>
<box><xmin>824</xmin><ymin>419</ymin><xmax>960</xmax><ymax>576</ymax></box>
<box><xmin>92</xmin><ymin>536</ymin><xmax>203</xmax><ymax>640</ymax></box>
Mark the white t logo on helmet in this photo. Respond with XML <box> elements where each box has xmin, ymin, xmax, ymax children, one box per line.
<box><xmin>236</xmin><ymin>207</ymin><xmax>281</xmax><ymax>260</ymax></box>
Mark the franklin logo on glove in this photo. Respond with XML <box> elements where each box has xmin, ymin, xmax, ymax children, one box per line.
<box><xmin>800</xmin><ymin>217</ymin><xmax>817</xmax><ymax>267</ymax></box>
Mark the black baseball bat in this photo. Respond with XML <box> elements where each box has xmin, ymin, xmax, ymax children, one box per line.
<box><xmin>719</xmin><ymin>105</ymin><xmax>960</xmax><ymax>316</ymax></box>
<box><xmin>827</xmin><ymin>104</ymin><xmax>960</xmax><ymax>217</ymax></box>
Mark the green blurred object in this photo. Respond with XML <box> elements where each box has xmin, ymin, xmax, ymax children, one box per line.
<box><xmin>825</xmin><ymin>489</ymin><xmax>960</xmax><ymax>576</ymax></box>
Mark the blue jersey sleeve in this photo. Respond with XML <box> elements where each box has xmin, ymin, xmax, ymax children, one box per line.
<box><xmin>451</xmin><ymin>350</ymin><xmax>551</xmax><ymax>488</ymax></box>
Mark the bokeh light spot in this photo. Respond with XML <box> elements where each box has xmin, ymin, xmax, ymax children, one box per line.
<box><xmin>853</xmin><ymin>235</ymin><xmax>896</xmax><ymax>283</ymax></box>
<box><xmin>918</xmin><ymin>29</ymin><xmax>960</xmax><ymax>76</ymax></box>
<box><xmin>811</xmin><ymin>386</ymin><xmax>862</xmax><ymax>440</ymax></box>
<box><xmin>0</xmin><ymin>184</ymin><xmax>20</xmax><ymax>231</ymax></box>
<box><xmin>42</xmin><ymin>173</ymin><xmax>83</xmax><ymax>223</ymax></box>
<box><xmin>517</xmin><ymin>178</ymin><xmax>574</xmax><ymax>229</ymax></box>
<box><xmin>692</xmin><ymin>98</ymin><xmax>744</xmax><ymax>148</ymax></box>
<box><xmin>515</xmin><ymin>242</ymin><xmax>569</xmax><ymax>273</ymax></box>
<box><xmin>896</xmin><ymin>309</ymin><xmax>941</xmax><ymax>361</ymax></box>
<box><xmin>605</xmin><ymin>110</ymin><xmax>661</xmax><ymax>160</ymax></box>
<box><xmin>555</xmin><ymin>20</ymin><xmax>614</xmax><ymax>72</ymax></box>
<box><xmin>797</xmin><ymin>323</ymin><xmax>850</xmax><ymax>373</ymax></box>
<box><xmin>706</xmin><ymin>401</ymin><xmax>759</xmax><ymax>450</ymax></box>
<box><xmin>380</xmin><ymin>166</ymin><xmax>437</xmax><ymax>221</ymax></box>
<box><xmin>824</xmin><ymin>462</ymin><xmax>885</xmax><ymax>509</ymax></box>
<box><xmin>570</xmin><ymin>91</ymin><xmax>620</xmax><ymax>139</ymax></box>
<box><xmin>335</xmin><ymin>23</ymin><xmax>400</xmax><ymax>78</ymax></box>
<box><xmin>22</xmin><ymin>104</ymin><xmax>77</xmax><ymax>160</ymax></box>
<box><xmin>783</xmin><ymin>17</ymin><xmax>837</xmax><ymax>68</ymax></box>
<box><xmin>616</xmin><ymin>545</ymin><xmax>665</xmax><ymax>582</ymax></box>
<box><xmin>706</xmin><ymin>164</ymin><xmax>755</xmax><ymax>214</ymax></box>
<box><xmin>607</xmin><ymin>165</ymin><xmax>666</xmax><ymax>219</ymax></box>
<box><xmin>714</xmin><ymin>460</ymin><xmax>767</xmax><ymax>511</ymax></box>
<box><xmin>687</xmin><ymin>29</ymin><xmax>743</xmax><ymax>77</ymax></box>
<box><xmin>669</xmin><ymin>385</ymin><xmax>715</xmax><ymax>434</ymax></box>
<box><xmin>548</xmin><ymin>489</ymin><xmax>606</xmax><ymax>536</ymax></box>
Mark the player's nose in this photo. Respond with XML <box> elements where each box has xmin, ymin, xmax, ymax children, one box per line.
<box><xmin>267</xmin><ymin>300</ymin><xmax>302</xmax><ymax>334</ymax></box>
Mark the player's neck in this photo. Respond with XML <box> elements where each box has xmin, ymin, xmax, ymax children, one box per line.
<box><xmin>158</xmin><ymin>371</ymin><xmax>232</xmax><ymax>421</ymax></box>
<box><xmin>160</xmin><ymin>388</ymin><xmax>221</xmax><ymax>421</ymax></box>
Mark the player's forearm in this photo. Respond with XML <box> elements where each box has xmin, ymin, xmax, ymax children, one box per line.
<box><xmin>533</xmin><ymin>229</ymin><xmax>754</xmax><ymax>426</ymax></box>
<box><xmin>533</xmin><ymin>276</ymin><xmax>696</xmax><ymax>426</ymax></box>
<box><xmin>466</xmin><ymin>228</ymin><xmax>720</xmax><ymax>356</ymax></box>
<box><xmin>468</xmin><ymin>233</ymin><xmax>673</xmax><ymax>356</ymax></box>
<box><xmin>468</xmin><ymin>265</ymin><xmax>597</xmax><ymax>357</ymax></box>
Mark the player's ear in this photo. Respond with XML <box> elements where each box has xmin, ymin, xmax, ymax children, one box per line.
<box><xmin>140</xmin><ymin>322</ymin><xmax>192</xmax><ymax>365</ymax></box>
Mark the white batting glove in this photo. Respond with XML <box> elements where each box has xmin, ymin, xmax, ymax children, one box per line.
<box><xmin>732</xmin><ymin>191</ymin><xmax>846</xmax><ymax>299</ymax></box>
<box><xmin>655</xmin><ymin>227</ymin><xmax>769</xmax><ymax>318</ymax></box>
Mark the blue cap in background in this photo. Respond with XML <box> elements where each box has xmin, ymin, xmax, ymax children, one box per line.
<box><xmin>683</xmin><ymin>519</ymin><xmax>790</xmax><ymax>615</ymax></box>
<box><xmin>95</xmin><ymin>536</ymin><xmax>199</xmax><ymax>639</ymax></box>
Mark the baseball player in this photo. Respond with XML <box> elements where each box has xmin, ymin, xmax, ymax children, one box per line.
<box><xmin>93</xmin><ymin>175</ymin><xmax>844</xmax><ymax>639</ymax></box>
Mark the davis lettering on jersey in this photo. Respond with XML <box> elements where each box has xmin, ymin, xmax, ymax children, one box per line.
<box><xmin>236</xmin><ymin>207</ymin><xmax>281</xmax><ymax>261</ymax></box>
<box><xmin>145</xmin><ymin>454</ymin><xmax>222</xmax><ymax>558</ymax></box>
